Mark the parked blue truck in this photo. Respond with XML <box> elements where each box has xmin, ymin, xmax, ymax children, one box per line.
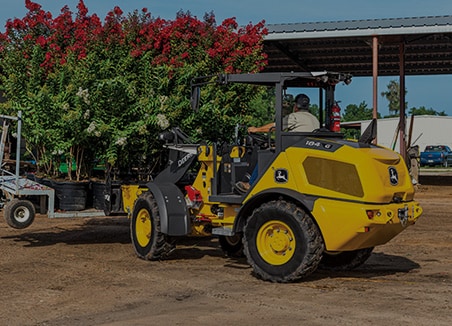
<box><xmin>420</xmin><ymin>145</ymin><xmax>452</xmax><ymax>167</ymax></box>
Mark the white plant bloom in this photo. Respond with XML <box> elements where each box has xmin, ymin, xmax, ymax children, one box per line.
<box><xmin>159</xmin><ymin>95</ymin><xmax>168</xmax><ymax>104</ymax></box>
<box><xmin>159</xmin><ymin>95</ymin><xmax>168</xmax><ymax>112</ymax></box>
<box><xmin>86</xmin><ymin>121</ymin><xmax>97</xmax><ymax>134</ymax></box>
<box><xmin>76</xmin><ymin>87</ymin><xmax>90</xmax><ymax>105</ymax></box>
<box><xmin>51</xmin><ymin>149</ymin><xmax>64</xmax><ymax>155</ymax></box>
<box><xmin>115</xmin><ymin>137</ymin><xmax>127</xmax><ymax>146</ymax></box>
<box><xmin>83</xmin><ymin>109</ymin><xmax>90</xmax><ymax>119</ymax></box>
<box><xmin>156</xmin><ymin>113</ymin><xmax>169</xmax><ymax>130</ymax></box>
<box><xmin>62</xmin><ymin>103</ymin><xmax>70</xmax><ymax>110</ymax></box>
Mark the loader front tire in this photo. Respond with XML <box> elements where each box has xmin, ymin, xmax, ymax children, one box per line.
<box><xmin>243</xmin><ymin>200</ymin><xmax>323</xmax><ymax>282</ymax></box>
<box><xmin>4</xmin><ymin>198</ymin><xmax>36</xmax><ymax>229</ymax></box>
<box><xmin>130</xmin><ymin>192</ymin><xmax>174</xmax><ymax>260</ymax></box>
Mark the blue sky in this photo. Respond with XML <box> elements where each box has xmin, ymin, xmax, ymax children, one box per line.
<box><xmin>1</xmin><ymin>0</ymin><xmax>452</xmax><ymax>116</ymax></box>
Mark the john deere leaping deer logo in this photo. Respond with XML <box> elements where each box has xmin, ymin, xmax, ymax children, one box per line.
<box><xmin>274</xmin><ymin>168</ymin><xmax>288</xmax><ymax>184</ymax></box>
<box><xmin>388</xmin><ymin>167</ymin><xmax>399</xmax><ymax>186</ymax></box>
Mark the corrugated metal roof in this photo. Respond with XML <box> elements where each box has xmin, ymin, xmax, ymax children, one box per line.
<box><xmin>263</xmin><ymin>16</ymin><xmax>452</xmax><ymax>76</ymax></box>
<box><xmin>267</xmin><ymin>16</ymin><xmax>452</xmax><ymax>34</ymax></box>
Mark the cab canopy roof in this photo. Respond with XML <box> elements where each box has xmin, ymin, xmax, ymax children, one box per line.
<box><xmin>192</xmin><ymin>71</ymin><xmax>352</xmax><ymax>88</ymax></box>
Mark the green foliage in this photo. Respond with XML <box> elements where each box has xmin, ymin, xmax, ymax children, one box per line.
<box><xmin>342</xmin><ymin>101</ymin><xmax>380</xmax><ymax>139</ymax></box>
<box><xmin>380</xmin><ymin>80</ymin><xmax>448</xmax><ymax>118</ymax></box>
<box><xmin>241</xmin><ymin>87</ymin><xmax>275</xmax><ymax>128</ymax></box>
<box><xmin>408</xmin><ymin>106</ymin><xmax>447</xmax><ymax>116</ymax></box>
<box><xmin>342</xmin><ymin>101</ymin><xmax>377</xmax><ymax>122</ymax></box>
<box><xmin>0</xmin><ymin>1</ymin><xmax>268</xmax><ymax>180</ymax></box>
<box><xmin>381</xmin><ymin>80</ymin><xmax>407</xmax><ymax>116</ymax></box>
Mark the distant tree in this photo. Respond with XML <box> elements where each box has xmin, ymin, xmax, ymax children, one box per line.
<box><xmin>408</xmin><ymin>106</ymin><xmax>447</xmax><ymax>116</ymax></box>
<box><xmin>342</xmin><ymin>101</ymin><xmax>379</xmax><ymax>122</ymax></box>
<box><xmin>310</xmin><ymin>104</ymin><xmax>320</xmax><ymax>118</ymax></box>
<box><xmin>341</xmin><ymin>101</ymin><xmax>380</xmax><ymax>139</ymax></box>
<box><xmin>381</xmin><ymin>80</ymin><xmax>407</xmax><ymax>117</ymax></box>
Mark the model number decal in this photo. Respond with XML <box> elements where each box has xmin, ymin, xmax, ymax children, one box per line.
<box><xmin>305</xmin><ymin>140</ymin><xmax>321</xmax><ymax>147</ymax></box>
<box><xmin>305</xmin><ymin>140</ymin><xmax>333</xmax><ymax>149</ymax></box>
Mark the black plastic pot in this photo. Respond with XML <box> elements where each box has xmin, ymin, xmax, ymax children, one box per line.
<box><xmin>52</xmin><ymin>180</ymin><xmax>89</xmax><ymax>211</ymax></box>
<box><xmin>91</xmin><ymin>181</ymin><xmax>107</xmax><ymax>211</ymax></box>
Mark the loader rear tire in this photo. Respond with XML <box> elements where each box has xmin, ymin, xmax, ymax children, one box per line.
<box><xmin>130</xmin><ymin>192</ymin><xmax>174</xmax><ymax>260</ymax></box>
<box><xmin>3</xmin><ymin>198</ymin><xmax>35</xmax><ymax>229</ymax></box>
<box><xmin>219</xmin><ymin>234</ymin><xmax>244</xmax><ymax>257</ymax></box>
<box><xmin>319</xmin><ymin>247</ymin><xmax>374</xmax><ymax>271</ymax></box>
<box><xmin>243</xmin><ymin>200</ymin><xmax>323</xmax><ymax>283</ymax></box>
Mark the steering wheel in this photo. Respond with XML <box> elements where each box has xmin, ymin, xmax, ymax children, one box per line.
<box><xmin>312</xmin><ymin>127</ymin><xmax>330</xmax><ymax>133</ymax></box>
<box><xmin>246</xmin><ymin>133</ymin><xmax>270</xmax><ymax>149</ymax></box>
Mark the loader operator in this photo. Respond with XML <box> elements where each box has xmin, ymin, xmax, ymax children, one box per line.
<box><xmin>248</xmin><ymin>93</ymin><xmax>320</xmax><ymax>133</ymax></box>
<box><xmin>235</xmin><ymin>94</ymin><xmax>319</xmax><ymax>193</ymax></box>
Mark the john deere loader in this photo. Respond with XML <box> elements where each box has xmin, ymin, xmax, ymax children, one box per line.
<box><xmin>128</xmin><ymin>71</ymin><xmax>422</xmax><ymax>282</ymax></box>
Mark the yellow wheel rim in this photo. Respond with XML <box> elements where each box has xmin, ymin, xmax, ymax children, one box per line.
<box><xmin>256</xmin><ymin>220</ymin><xmax>296</xmax><ymax>265</ymax></box>
<box><xmin>136</xmin><ymin>208</ymin><xmax>152</xmax><ymax>247</ymax></box>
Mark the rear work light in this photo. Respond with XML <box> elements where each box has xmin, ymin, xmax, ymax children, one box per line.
<box><xmin>366</xmin><ymin>209</ymin><xmax>381</xmax><ymax>220</ymax></box>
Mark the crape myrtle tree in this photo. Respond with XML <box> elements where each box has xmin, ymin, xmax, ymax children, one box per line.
<box><xmin>0</xmin><ymin>0</ymin><xmax>268</xmax><ymax>180</ymax></box>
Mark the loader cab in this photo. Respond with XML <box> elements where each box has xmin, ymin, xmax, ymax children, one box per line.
<box><xmin>237</xmin><ymin>73</ymin><xmax>349</xmax><ymax>190</ymax></box>
<box><xmin>192</xmin><ymin>71</ymin><xmax>351</xmax><ymax>150</ymax></box>
<box><xmin>275</xmin><ymin>75</ymin><xmax>350</xmax><ymax>152</ymax></box>
<box><xmin>190</xmin><ymin>71</ymin><xmax>352</xmax><ymax>198</ymax></box>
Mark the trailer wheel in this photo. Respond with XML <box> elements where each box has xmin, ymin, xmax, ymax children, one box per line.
<box><xmin>3</xmin><ymin>198</ymin><xmax>36</xmax><ymax>229</ymax></box>
<box><xmin>243</xmin><ymin>200</ymin><xmax>323</xmax><ymax>282</ymax></box>
<box><xmin>219</xmin><ymin>234</ymin><xmax>244</xmax><ymax>257</ymax></box>
<box><xmin>130</xmin><ymin>192</ymin><xmax>174</xmax><ymax>260</ymax></box>
<box><xmin>319</xmin><ymin>247</ymin><xmax>374</xmax><ymax>271</ymax></box>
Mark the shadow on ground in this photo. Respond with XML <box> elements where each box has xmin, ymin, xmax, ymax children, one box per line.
<box><xmin>1</xmin><ymin>217</ymin><xmax>130</xmax><ymax>246</ymax></box>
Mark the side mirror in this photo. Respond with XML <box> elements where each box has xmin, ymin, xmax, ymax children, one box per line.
<box><xmin>190</xmin><ymin>86</ymin><xmax>200</xmax><ymax>112</ymax></box>
<box><xmin>358</xmin><ymin>118</ymin><xmax>377</xmax><ymax>144</ymax></box>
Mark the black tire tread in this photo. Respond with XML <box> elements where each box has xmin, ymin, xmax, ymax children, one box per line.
<box><xmin>3</xmin><ymin>198</ymin><xmax>36</xmax><ymax>229</ymax></box>
<box><xmin>319</xmin><ymin>247</ymin><xmax>374</xmax><ymax>271</ymax></box>
<box><xmin>219</xmin><ymin>234</ymin><xmax>244</xmax><ymax>258</ymax></box>
<box><xmin>243</xmin><ymin>200</ymin><xmax>324</xmax><ymax>283</ymax></box>
<box><xmin>131</xmin><ymin>192</ymin><xmax>174</xmax><ymax>261</ymax></box>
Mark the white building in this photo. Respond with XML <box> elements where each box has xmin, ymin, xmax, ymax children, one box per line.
<box><xmin>343</xmin><ymin>115</ymin><xmax>452</xmax><ymax>153</ymax></box>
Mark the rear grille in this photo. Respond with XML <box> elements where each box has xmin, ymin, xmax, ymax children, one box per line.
<box><xmin>303</xmin><ymin>157</ymin><xmax>364</xmax><ymax>197</ymax></box>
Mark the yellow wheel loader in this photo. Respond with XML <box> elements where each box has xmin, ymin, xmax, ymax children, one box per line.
<box><xmin>128</xmin><ymin>71</ymin><xmax>422</xmax><ymax>282</ymax></box>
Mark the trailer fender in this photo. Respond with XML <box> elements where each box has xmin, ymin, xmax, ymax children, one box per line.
<box><xmin>145</xmin><ymin>182</ymin><xmax>190</xmax><ymax>236</ymax></box>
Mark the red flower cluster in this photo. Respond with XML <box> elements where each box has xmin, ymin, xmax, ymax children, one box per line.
<box><xmin>1</xmin><ymin>0</ymin><xmax>267</xmax><ymax>73</ymax></box>
<box><xmin>2</xmin><ymin>0</ymin><xmax>103</xmax><ymax>68</ymax></box>
<box><xmin>129</xmin><ymin>11</ymin><xmax>267</xmax><ymax>72</ymax></box>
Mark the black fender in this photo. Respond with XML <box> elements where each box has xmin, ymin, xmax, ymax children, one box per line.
<box><xmin>145</xmin><ymin>182</ymin><xmax>190</xmax><ymax>236</ymax></box>
<box><xmin>233</xmin><ymin>188</ymin><xmax>318</xmax><ymax>233</ymax></box>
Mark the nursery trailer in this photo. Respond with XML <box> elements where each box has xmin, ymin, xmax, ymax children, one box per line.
<box><xmin>0</xmin><ymin>111</ymin><xmax>56</xmax><ymax>228</ymax></box>
<box><xmin>0</xmin><ymin>111</ymin><xmax>104</xmax><ymax>229</ymax></box>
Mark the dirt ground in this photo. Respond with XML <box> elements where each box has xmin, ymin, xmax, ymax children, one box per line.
<box><xmin>0</xmin><ymin>184</ymin><xmax>451</xmax><ymax>326</ymax></box>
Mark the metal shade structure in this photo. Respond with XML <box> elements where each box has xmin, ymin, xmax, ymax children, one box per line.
<box><xmin>264</xmin><ymin>16</ymin><xmax>452</xmax><ymax>76</ymax></box>
<box><xmin>263</xmin><ymin>15</ymin><xmax>452</xmax><ymax>158</ymax></box>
